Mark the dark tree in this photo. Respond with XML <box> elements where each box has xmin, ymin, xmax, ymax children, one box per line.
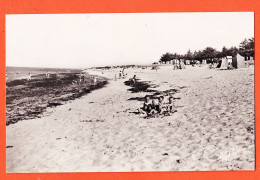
<box><xmin>239</xmin><ymin>38</ymin><xmax>254</xmax><ymax>59</ymax></box>
<box><xmin>221</xmin><ymin>46</ymin><xmax>229</xmax><ymax>57</ymax></box>
<box><xmin>202</xmin><ymin>47</ymin><xmax>217</xmax><ymax>60</ymax></box>
<box><xmin>184</xmin><ymin>49</ymin><xmax>193</xmax><ymax>60</ymax></box>
<box><xmin>160</xmin><ymin>52</ymin><xmax>174</xmax><ymax>62</ymax></box>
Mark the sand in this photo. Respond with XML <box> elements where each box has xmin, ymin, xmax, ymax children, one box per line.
<box><xmin>6</xmin><ymin>65</ymin><xmax>255</xmax><ymax>172</ymax></box>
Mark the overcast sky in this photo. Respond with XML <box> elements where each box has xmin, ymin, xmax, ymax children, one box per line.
<box><xmin>6</xmin><ymin>12</ymin><xmax>254</xmax><ymax>69</ymax></box>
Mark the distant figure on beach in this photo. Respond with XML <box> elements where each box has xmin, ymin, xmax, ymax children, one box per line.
<box><xmin>131</xmin><ymin>75</ymin><xmax>137</xmax><ymax>85</ymax></box>
<box><xmin>46</xmin><ymin>71</ymin><xmax>50</xmax><ymax>78</ymax></box>
<box><xmin>115</xmin><ymin>74</ymin><xmax>117</xmax><ymax>81</ymax></box>
<box><xmin>122</xmin><ymin>73</ymin><xmax>127</xmax><ymax>79</ymax></box>
<box><xmin>81</xmin><ymin>73</ymin><xmax>85</xmax><ymax>82</ymax></box>
<box><xmin>78</xmin><ymin>75</ymin><xmax>82</xmax><ymax>85</ymax></box>
<box><xmin>16</xmin><ymin>72</ymin><xmax>19</xmax><ymax>76</ymax></box>
<box><xmin>93</xmin><ymin>77</ymin><xmax>97</xmax><ymax>85</ymax></box>
<box><xmin>196</xmin><ymin>61</ymin><xmax>201</xmax><ymax>67</ymax></box>
<box><xmin>78</xmin><ymin>73</ymin><xmax>85</xmax><ymax>84</ymax></box>
<box><xmin>166</xmin><ymin>97</ymin><xmax>175</xmax><ymax>113</ymax></box>
<box><xmin>27</xmin><ymin>72</ymin><xmax>32</xmax><ymax>81</ymax></box>
<box><xmin>119</xmin><ymin>71</ymin><xmax>122</xmax><ymax>79</ymax></box>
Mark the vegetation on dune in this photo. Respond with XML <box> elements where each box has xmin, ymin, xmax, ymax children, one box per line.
<box><xmin>159</xmin><ymin>37</ymin><xmax>254</xmax><ymax>63</ymax></box>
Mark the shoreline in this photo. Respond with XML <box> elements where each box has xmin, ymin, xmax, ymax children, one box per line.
<box><xmin>6</xmin><ymin>72</ymin><xmax>108</xmax><ymax>125</ymax></box>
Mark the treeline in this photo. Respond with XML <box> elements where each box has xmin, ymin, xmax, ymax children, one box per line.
<box><xmin>160</xmin><ymin>38</ymin><xmax>254</xmax><ymax>62</ymax></box>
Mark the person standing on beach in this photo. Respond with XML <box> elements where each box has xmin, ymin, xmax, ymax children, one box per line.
<box><xmin>167</xmin><ymin>96</ymin><xmax>175</xmax><ymax>113</ymax></box>
<box><xmin>93</xmin><ymin>77</ymin><xmax>97</xmax><ymax>85</ymax></box>
<box><xmin>119</xmin><ymin>71</ymin><xmax>122</xmax><ymax>79</ymax></box>
<box><xmin>131</xmin><ymin>75</ymin><xmax>137</xmax><ymax>85</ymax></box>
<box><xmin>27</xmin><ymin>72</ymin><xmax>32</xmax><ymax>81</ymax></box>
<box><xmin>78</xmin><ymin>74</ymin><xmax>82</xmax><ymax>85</ymax></box>
<box><xmin>81</xmin><ymin>73</ymin><xmax>85</xmax><ymax>82</ymax></box>
<box><xmin>46</xmin><ymin>71</ymin><xmax>50</xmax><ymax>78</ymax></box>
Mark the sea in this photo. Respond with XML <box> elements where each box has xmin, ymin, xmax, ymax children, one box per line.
<box><xmin>6</xmin><ymin>66</ymin><xmax>82</xmax><ymax>82</ymax></box>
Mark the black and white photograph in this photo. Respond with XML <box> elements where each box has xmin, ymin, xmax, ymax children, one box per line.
<box><xmin>6</xmin><ymin>12</ymin><xmax>254</xmax><ymax>172</ymax></box>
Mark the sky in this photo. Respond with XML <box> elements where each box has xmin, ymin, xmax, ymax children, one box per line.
<box><xmin>6</xmin><ymin>12</ymin><xmax>254</xmax><ymax>69</ymax></box>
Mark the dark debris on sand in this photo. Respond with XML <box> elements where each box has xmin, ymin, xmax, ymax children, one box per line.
<box><xmin>124</xmin><ymin>79</ymin><xmax>180</xmax><ymax>101</ymax></box>
<box><xmin>124</xmin><ymin>80</ymin><xmax>155</xmax><ymax>93</ymax></box>
<box><xmin>6</xmin><ymin>73</ymin><xmax>108</xmax><ymax>125</ymax></box>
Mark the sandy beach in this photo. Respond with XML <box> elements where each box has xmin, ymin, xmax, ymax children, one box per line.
<box><xmin>6</xmin><ymin>65</ymin><xmax>255</xmax><ymax>172</ymax></box>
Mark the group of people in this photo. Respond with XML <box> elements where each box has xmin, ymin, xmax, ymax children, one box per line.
<box><xmin>208</xmin><ymin>62</ymin><xmax>219</xmax><ymax>69</ymax></box>
<box><xmin>45</xmin><ymin>72</ymin><xmax>50</xmax><ymax>78</ymax></box>
<box><xmin>138</xmin><ymin>95</ymin><xmax>176</xmax><ymax>118</ymax></box>
<box><xmin>119</xmin><ymin>68</ymin><xmax>128</xmax><ymax>79</ymax></box>
<box><xmin>173</xmin><ymin>61</ymin><xmax>186</xmax><ymax>70</ymax></box>
<box><xmin>114</xmin><ymin>68</ymin><xmax>128</xmax><ymax>80</ymax></box>
<box><xmin>72</xmin><ymin>73</ymin><xmax>97</xmax><ymax>85</ymax></box>
<box><xmin>78</xmin><ymin>73</ymin><xmax>86</xmax><ymax>84</ymax></box>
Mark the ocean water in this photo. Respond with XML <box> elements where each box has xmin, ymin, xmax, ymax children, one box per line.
<box><xmin>6</xmin><ymin>66</ymin><xmax>82</xmax><ymax>82</ymax></box>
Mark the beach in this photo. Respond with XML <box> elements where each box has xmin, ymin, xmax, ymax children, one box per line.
<box><xmin>6</xmin><ymin>65</ymin><xmax>255</xmax><ymax>172</ymax></box>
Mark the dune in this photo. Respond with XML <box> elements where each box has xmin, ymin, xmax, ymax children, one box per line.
<box><xmin>6</xmin><ymin>65</ymin><xmax>255</xmax><ymax>172</ymax></box>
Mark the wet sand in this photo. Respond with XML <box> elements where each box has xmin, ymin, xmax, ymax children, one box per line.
<box><xmin>6</xmin><ymin>65</ymin><xmax>255</xmax><ymax>172</ymax></box>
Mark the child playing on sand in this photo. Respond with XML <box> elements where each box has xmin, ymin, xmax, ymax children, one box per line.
<box><xmin>151</xmin><ymin>99</ymin><xmax>157</xmax><ymax>109</ymax></box>
<box><xmin>157</xmin><ymin>96</ymin><xmax>166</xmax><ymax>114</ymax></box>
<box><xmin>138</xmin><ymin>96</ymin><xmax>158</xmax><ymax>117</ymax></box>
<box><xmin>146</xmin><ymin>99</ymin><xmax>159</xmax><ymax>117</ymax></box>
<box><xmin>138</xmin><ymin>95</ymin><xmax>151</xmax><ymax>114</ymax></box>
<box><xmin>146</xmin><ymin>104</ymin><xmax>158</xmax><ymax>117</ymax></box>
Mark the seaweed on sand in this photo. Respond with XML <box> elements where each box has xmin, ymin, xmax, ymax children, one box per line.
<box><xmin>6</xmin><ymin>73</ymin><xmax>108</xmax><ymax>125</ymax></box>
<box><xmin>124</xmin><ymin>80</ymin><xmax>155</xmax><ymax>93</ymax></box>
<box><xmin>124</xmin><ymin>79</ymin><xmax>181</xmax><ymax>101</ymax></box>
